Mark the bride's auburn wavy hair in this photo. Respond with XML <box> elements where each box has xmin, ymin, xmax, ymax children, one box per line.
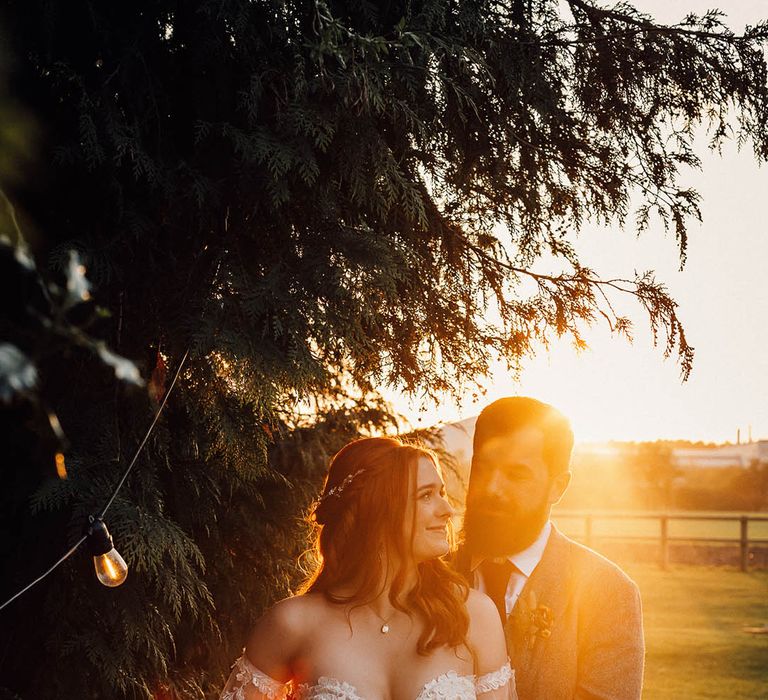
<box><xmin>299</xmin><ymin>437</ymin><xmax>470</xmax><ymax>654</ymax></box>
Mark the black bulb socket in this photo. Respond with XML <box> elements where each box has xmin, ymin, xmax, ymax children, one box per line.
<box><xmin>85</xmin><ymin>516</ymin><xmax>114</xmax><ymax>557</ymax></box>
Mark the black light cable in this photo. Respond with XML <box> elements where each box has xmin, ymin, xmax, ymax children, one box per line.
<box><xmin>0</xmin><ymin>535</ymin><xmax>88</xmax><ymax>612</ymax></box>
<box><xmin>0</xmin><ymin>349</ymin><xmax>189</xmax><ymax>612</ymax></box>
<box><xmin>99</xmin><ymin>348</ymin><xmax>189</xmax><ymax>520</ymax></box>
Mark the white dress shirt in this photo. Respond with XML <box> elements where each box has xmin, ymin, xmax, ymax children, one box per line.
<box><xmin>472</xmin><ymin>520</ymin><xmax>552</xmax><ymax>616</ymax></box>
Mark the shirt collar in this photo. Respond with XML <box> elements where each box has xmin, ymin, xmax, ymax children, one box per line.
<box><xmin>469</xmin><ymin>520</ymin><xmax>552</xmax><ymax>578</ymax></box>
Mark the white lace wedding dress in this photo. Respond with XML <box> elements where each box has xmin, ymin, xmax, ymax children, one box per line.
<box><xmin>220</xmin><ymin>655</ymin><xmax>517</xmax><ymax>700</ymax></box>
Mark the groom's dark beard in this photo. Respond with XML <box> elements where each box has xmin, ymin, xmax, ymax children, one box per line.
<box><xmin>463</xmin><ymin>498</ymin><xmax>549</xmax><ymax>557</ymax></box>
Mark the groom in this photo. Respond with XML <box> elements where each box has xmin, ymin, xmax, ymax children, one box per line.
<box><xmin>457</xmin><ymin>397</ymin><xmax>644</xmax><ymax>700</ymax></box>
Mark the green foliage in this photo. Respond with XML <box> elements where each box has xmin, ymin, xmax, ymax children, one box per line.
<box><xmin>559</xmin><ymin>442</ymin><xmax>768</xmax><ymax>512</ymax></box>
<box><xmin>625</xmin><ymin>442</ymin><xmax>681</xmax><ymax>509</ymax></box>
<box><xmin>2</xmin><ymin>1</ymin><xmax>768</xmax><ymax>697</ymax></box>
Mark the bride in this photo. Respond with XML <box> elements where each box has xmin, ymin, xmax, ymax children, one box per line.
<box><xmin>220</xmin><ymin>437</ymin><xmax>517</xmax><ymax>700</ymax></box>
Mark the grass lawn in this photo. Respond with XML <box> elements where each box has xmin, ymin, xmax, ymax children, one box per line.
<box><xmin>621</xmin><ymin>563</ymin><xmax>768</xmax><ymax>699</ymax></box>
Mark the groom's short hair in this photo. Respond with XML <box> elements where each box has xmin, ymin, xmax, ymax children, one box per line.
<box><xmin>473</xmin><ymin>397</ymin><xmax>574</xmax><ymax>476</ymax></box>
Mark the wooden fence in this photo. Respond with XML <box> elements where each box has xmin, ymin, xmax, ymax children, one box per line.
<box><xmin>554</xmin><ymin>512</ymin><xmax>768</xmax><ymax>571</ymax></box>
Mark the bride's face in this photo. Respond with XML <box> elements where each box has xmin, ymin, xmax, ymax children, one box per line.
<box><xmin>406</xmin><ymin>457</ymin><xmax>454</xmax><ymax>563</ymax></box>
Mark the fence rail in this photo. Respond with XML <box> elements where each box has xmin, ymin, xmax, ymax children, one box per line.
<box><xmin>554</xmin><ymin>512</ymin><xmax>768</xmax><ymax>571</ymax></box>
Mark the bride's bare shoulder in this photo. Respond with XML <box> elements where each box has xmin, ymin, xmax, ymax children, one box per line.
<box><xmin>244</xmin><ymin>593</ymin><xmax>327</xmax><ymax>674</ymax></box>
<box><xmin>464</xmin><ymin>589</ymin><xmax>507</xmax><ymax>672</ymax></box>
<box><xmin>253</xmin><ymin>592</ymin><xmax>328</xmax><ymax>632</ymax></box>
<box><xmin>465</xmin><ymin>587</ymin><xmax>500</xmax><ymax>623</ymax></box>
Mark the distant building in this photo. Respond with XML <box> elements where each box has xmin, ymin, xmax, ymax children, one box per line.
<box><xmin>440</xmin><ymin>416</ymin><xmax>476</xmax><ymax>463</ymax></box>
<box><xmin>672</xmin><ymin>441</ymin><xmax>768</xmax><ymax>469</ymax></box>
<box><xmin>440</xmin><ymin>417</ymin><xmax>768</xmax><ymax>470</ymax></box>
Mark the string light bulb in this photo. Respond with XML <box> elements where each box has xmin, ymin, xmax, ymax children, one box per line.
<box><xmin>54</xmin><ymin>452</ymin><xmax>67</xmax><ymax>479</ymax></box>
<box><xmin>85</xmin><ymin>516</ymin><xmax>128</xmax><ymax>587</ymax></box>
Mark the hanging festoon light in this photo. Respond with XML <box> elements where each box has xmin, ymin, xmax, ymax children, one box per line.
<box><xmin>85</xmin><ymin>515</ymin><xmax>128</xmax><ymax>587</ymax></box>
<box><xmin>0</xmin><ymin>350</ymin><xmax>189</xmax><ymax>612</ymax></box>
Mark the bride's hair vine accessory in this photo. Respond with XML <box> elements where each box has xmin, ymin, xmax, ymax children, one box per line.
<box><xmin>319</xmin><ymin>468</ymin><xmax>365</xmax><ymax>503</ymax></box>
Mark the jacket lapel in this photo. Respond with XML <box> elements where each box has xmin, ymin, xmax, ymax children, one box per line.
<box><xmin>505</xmin><ymin>526</ymin><xmax>572</xmax><ymax>682</ymax></box>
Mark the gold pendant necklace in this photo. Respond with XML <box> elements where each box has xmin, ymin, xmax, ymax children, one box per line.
<box><xmin>370</xmin><ymin>606</ymin><xmax>393</xmax><ymax>634</ymax></box>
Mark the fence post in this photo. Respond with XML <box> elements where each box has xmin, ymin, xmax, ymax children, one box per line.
<box><xmin>585</xmin><ymin>514</ymin><xmax>593</xmax><ymax>548</ymax></box>
<box><xmin>740</xmin><ymin>516</ymin><xmax>749</xmax><ymax>572</ymax></box>
<box><xmin>660</xmin><ymin>515</ymin><xmax>669</xmax><ymax>570</ymax></box>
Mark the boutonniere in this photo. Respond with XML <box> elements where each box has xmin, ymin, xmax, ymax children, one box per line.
<box><xmin>511</xmin><ymin>590</ymin><xmax>554</xmax><ymax>648</ymax></box>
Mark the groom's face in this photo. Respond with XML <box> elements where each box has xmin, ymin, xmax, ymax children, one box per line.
<box><xmin>464</xmin><ymin>425</ymin><xmax>569</xmax><ymax>556</ymax></box>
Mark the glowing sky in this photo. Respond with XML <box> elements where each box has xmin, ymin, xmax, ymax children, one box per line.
<box><xmin>391</xmin><ymin>1</ymin><xmax>768</xmax><ymax>443</ymax></box>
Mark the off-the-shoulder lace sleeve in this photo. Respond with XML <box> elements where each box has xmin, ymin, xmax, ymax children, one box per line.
<box><xmin>220</xmin><ymin>655</ymin><xmax>291</xmax><ymax>700</ymax></box>
<box><xmin>475</xmin><ymin>660</ymin><xmax>517</xmax><ymax>700</ymax></box>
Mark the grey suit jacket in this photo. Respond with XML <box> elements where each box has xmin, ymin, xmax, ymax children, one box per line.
<box><xmin>458</xmin><ymin>526</ymin><xmax>645</xmax><ymax>700</ymax></box>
